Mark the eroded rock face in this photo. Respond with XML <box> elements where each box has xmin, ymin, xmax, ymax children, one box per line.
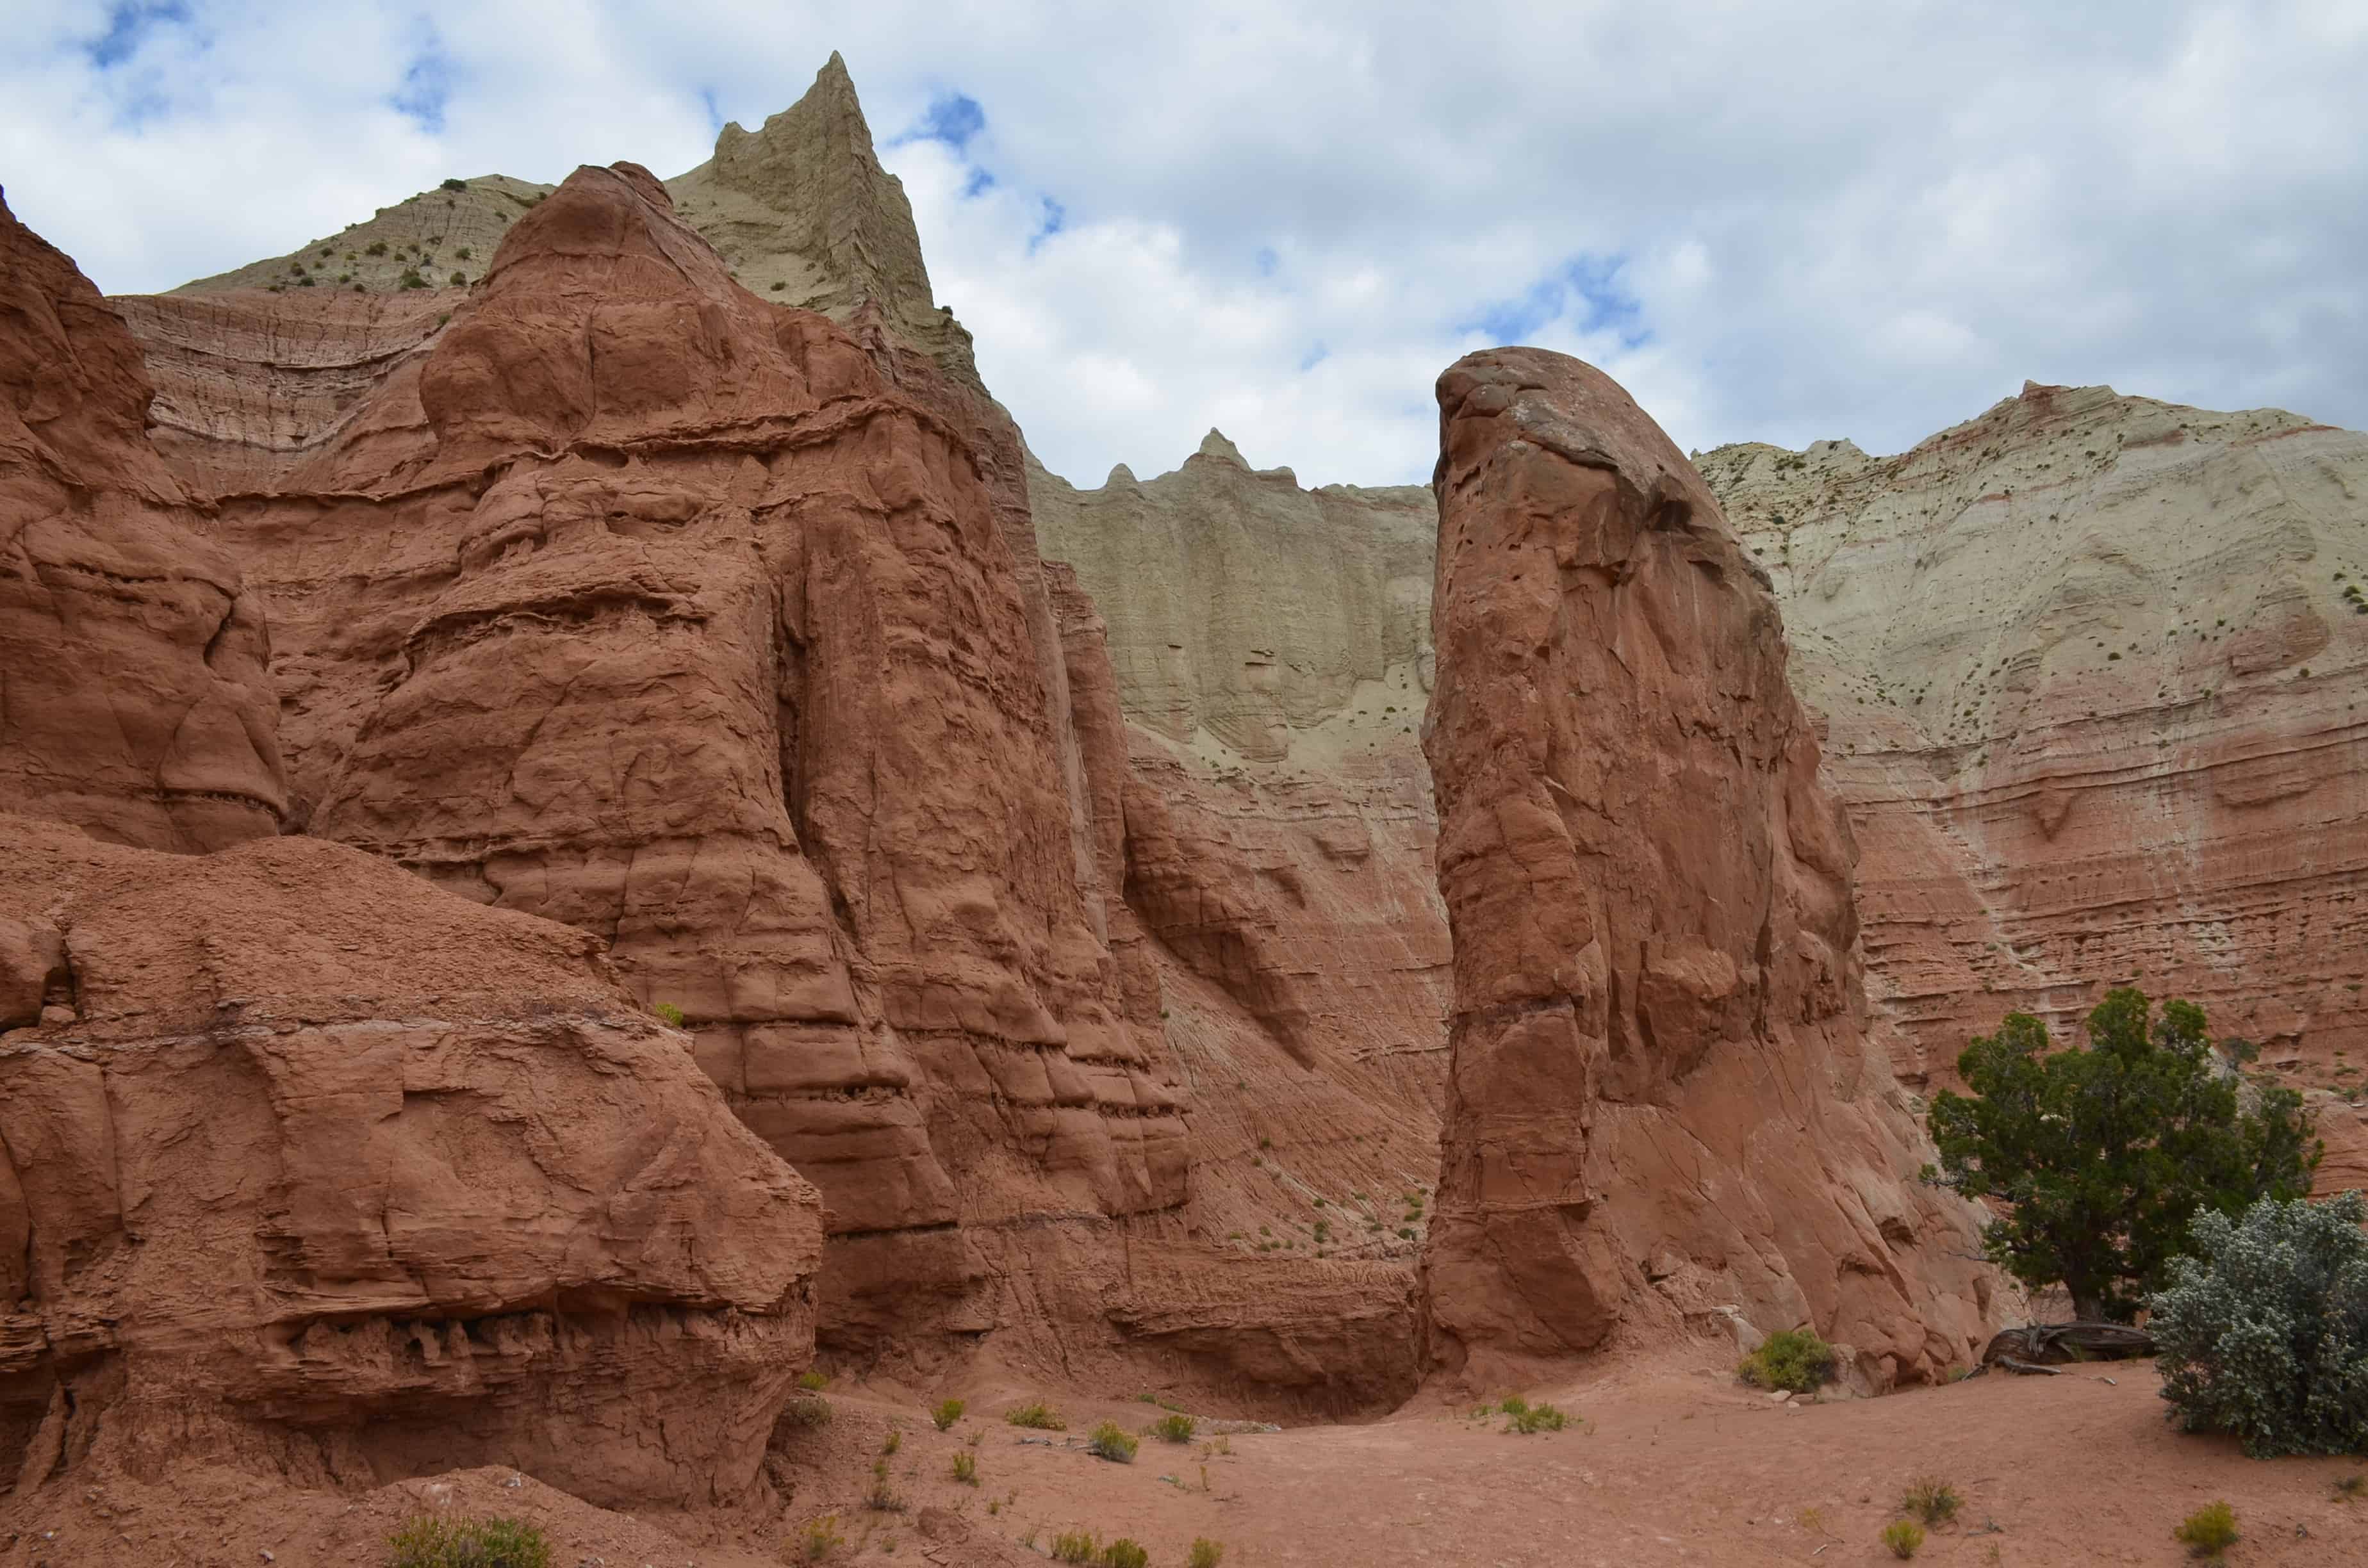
<box><xmin>0</xmin><ymin>188</ymin><xmax>286</xmax><ymax>850</ymax></box>
<box><xmin>1700</xmin><ymin>386</ymin><xmax>2368</xmax><ymax>1102</ymax></box>
<box><xmin>1417</xmin><ymin>349</ymin><xmax>2000</xmax><ymax>1385</ymax></box>
<box><xmin>0</xmin><ymin>813</ymin><xmax>821</xmax><ymax>1507</ymax></box>
<box><xmin>152</xmin><ymin>158</ymin><xmax>1196</xmax><ymax>1366</ymax></box>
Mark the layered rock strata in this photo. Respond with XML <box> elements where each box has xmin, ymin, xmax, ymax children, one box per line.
<box><xmin>0</xmin><ymin>815</ymin><xmax>821</xmax><ymax>1507</ymax></box>
<box><xmin>1417</xmin><ymin>349</ymin><xmax>2000</xmax><ymax>1385</ymax></box>
<box><xmin>1700</xmin><ymin>385</ymin><xmax>2368</xmax><ymax>1097</ymax></box>
<box><xmin>1</xmin><ymin>186</ymin><xmax>825</xmax><ymax>1507</ymax></box>
<box><xmin>0</xmin><ymin>189</ymin><xmax>286</xmax><ymax>851</ymax></box>
<box><xmin>154</xmin><ymin>156</ymin><xmax>1204</xmax><ymax>1373</ymax></box>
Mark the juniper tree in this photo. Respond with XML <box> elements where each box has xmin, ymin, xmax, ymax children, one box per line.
<box><xmin>1925</xmin><ymin>988</ymin><xmax>2319</xmax><ymax>1321</ymax></box>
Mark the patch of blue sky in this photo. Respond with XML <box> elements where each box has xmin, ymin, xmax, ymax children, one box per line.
<box><xmin>85</xmin><ymin>1</ymin><xmax>188</xmax><ymax>69</ymax></box>
<box><xmin>1461</xmin><ymin>254</ymin><xmax>1649</xmax><ymax>350</ymax></box>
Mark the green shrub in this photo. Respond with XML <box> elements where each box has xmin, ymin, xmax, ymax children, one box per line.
<box><xmin>796</xmin><ymin>1368</ymin><xmax>828</xmax><ymax>1391</ymax></box>
<box><xmin>1738</xmin><ymin>1328</ymin><xmax>1836</xmax><ymax>1394</ymax></box>
<box><xmin>388</xmin><ymin>1514</ymin><xmax>552</xmax><ymax>1568</ymax></box>
<box><xmin>1506</xmin><ymin>1401</ymin><xmax>1567</xmax><ymax>1434</ymax></box>
<box><xmin>881</xmin><ymin>1427</ymin><xmax>901</xmax><ymax>1456</ymax></box>
<box><xmin>1099</xmin><ymin>1542</ymin><xmax>1148</xmax><ymax>1568</ymax></box>
<box><xmin>2173</xmin><ymin>1501</ymin><xmax>2238</xmax><ymax>1556</ymax></box>
<box><xmin>865</xmin><ymin>1458</ymin><xmax>903</xmax><ymax>1512</ymax></box>
<box><xmin>781</xmin><ymin>1393</ymin><xmax>831</xmax><ymax>1430</ymax></box>
<box><xmin>366</xmin><ymin>240</ymin><xmax>388</xmax><ymax>256</ymax></box>
<box><xmin>796</xmin><ymin>1514</ymin><xmax>843</xmax><ymax>1560</ymax></box>
<box><xmin>951</xmin><ymin>1451</ymin><xmax>976</xmax><ymax>1485</ymax></box>
<box><xmin>2337</xmin><ymin>1473</ymin><xmax>2367</xmax><ymax>1501</ymax></box>
<box><xmin>399</xmin><ymin>270</ymin><xmax>427</xmax><ymax>290</ymax></box>
<box><xmin>441</xmin><ymin>177</ymin><xmax>469</xmax><ymax>192</ymax></box>
<box><xmin>1899</xmin><ymin>1476</ymin><xmax>1961</xmax><ymax>1526</ymax></box>
<box><xmin>1880</xmin><ymin>1518</ymin><xmax>1925</xmax><ymax>1559</ymax></box>
<box><xmin>1188</xmin><ymin>1541</ymin><xmax>1225</xmax><ymax>1568</ymax></box>
<box><xmin>932</xmin><ymin>1397</ymin><xmax>965</xmax><ymax>1431</ymax></box>
<box><xmin>455</xmin><ymin>246</ymin><xmax>472</xmax><ymax>260</ymax></box>
<box><xmin>1149</xmin><ymin>1412</ymin><xmax>1196</xmax><ymax>1444</ymax></box>
<box><xmin>2151</xmin><ymin>1191</ymin><xmax>2368</xmax><ymax>1457</ymax></box>
<box><xmin>449</xmin><ymin>271</ymin><xmax>466</xmax><ymax>286</ymax></box>
<box><xmin>1050</xmin><ymin>1530</ymin><xmax>1098</xmax><ymax>1564</ymax></box>
<box><xmin>1928</xmin><ymin>990</ymin><xmax>2319</xmax><ymax>1320</ymax></box>
<box><xmin>1005</xmin><ymin>1401</ymin><xmax>1064</xmax><ymax>1430</ymax></box>
<box><xmin>1087</xmin><ymin>1421</ymin><xmax>1138</xmax><ymax>1463</ymax></box>
<box><xmin>653</xmin><ymin>1001</ymin><xmax>686</xmax><ymax>1027</ymax></box>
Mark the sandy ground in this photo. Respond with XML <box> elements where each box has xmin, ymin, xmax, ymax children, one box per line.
<box><xmin>6</xmin><ymin>1344</ymin><xmax>2362</xmax><ymax>1566</ymax></box>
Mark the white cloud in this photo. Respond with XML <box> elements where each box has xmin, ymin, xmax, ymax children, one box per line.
<box><xmin>3</xmin><ymin>1</ymin><xmax>2364</xmax><ymax>486</ymax></box>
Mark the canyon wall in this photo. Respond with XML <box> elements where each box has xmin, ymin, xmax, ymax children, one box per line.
<box><xmin>104</xmin><ymin>59</ymin><xmax>1454</xmax><ymax>1408</ymax></box>
<box><xmin>1415</xmin><ymin>349</ymin><xmax>2002</xmax><ymax>1385</ymax></box>
<box><xmin>0</xmin><ymin>186</ymin><xmax>824</xmax><ymax>1507</ymax></box>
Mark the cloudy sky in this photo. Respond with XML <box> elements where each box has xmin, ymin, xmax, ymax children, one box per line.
<box><xmin>5</xmin><ymin>2</ymin><xmax>2365</xmax><ymax>486</ymax></box>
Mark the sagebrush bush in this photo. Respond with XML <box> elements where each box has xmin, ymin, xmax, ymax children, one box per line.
<box><xmin>1049</xmin><ymin>1529</ymin><xmax>1098</xmax><ymax>1563</ymax></box>
<box><xmin>1149</xmin><ymin>1412</ymin><xmax>1196</xmax><ymax>1443</ymax></box>
<box><xmin>1899</xmin><ymin>1476</ymin><xmax>1961</xmax><ymax>1526</ymax></box>
<box><xmin>388</xmin><ymin>1514</ymin><xmax>551</xmax><ymax>1568</ymax></box>
<box><xmin>653</xmin><ymin>1001</ymin><xmax>686</xmax><ymax>1027</ymax></box>
<box><xmin>2149</xmin><ymin>1191</ymin><xmax>2368</xmax><ymax>1457</ymax></box>
<box><xmin>1099</xmin><ymin>1542</ymin><xmax>1148</xmax><ymax>1568</ymax></box>
<box><xmin>1005</xmin><ymin>1401</ymin><xmax>1064</xmax><ymax>1430</ymax></box>
<box><xmin>1188</xmin><ymin>1540</ymin><xmax>1225</xmax><ymax>1568</ymax></box>
<box><xmin>1738</xmin><ymin>1328</ymin><xmax>1837</xmax><ymax>1394</ymax></box>
<box><xmin>1087</xmin><ymin>1420</ymin><xmax>1139</xmax><ymax>1463</ymax></box>
<box><xmin>932</xmin><ymin>1397</ymin><xmax>966</xmax><ymax>1430</ymax></box>
<box><xmin>951</xmin><ymin>1451</ymin><xmax>976</xmax><ymax>1485</ymax></box>
<box><xmin>796</xmin><ymin>1368</ymin><xmax>829</xmax><ymax>1391</ymax></box>
<box><xmin>1880</xmin><ymin>1518</ymin><xmax>1925</xmax><ymax>1559</ymax></box>
<box><xmin>796</xmin><ymin>1514</ymin><xmax>844</xmax><ymax>1560</ymax></box>
<box><xmin>1506</xmin><ymin>1401</ymin><xmax>1568</xmax><ymax>1434</ymax></box>
<box><xmin>2173</xmin><ymin>1500</ymin><xmax>2239</xmax><ymax>1557</ymax></box>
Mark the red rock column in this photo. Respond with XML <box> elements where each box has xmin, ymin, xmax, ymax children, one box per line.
<box><xmin>1417</xmin><ymin>348</ymin><xmax>2002</xmax><ymax>1385</ymax></box>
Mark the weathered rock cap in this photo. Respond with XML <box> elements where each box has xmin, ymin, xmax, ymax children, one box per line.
<box><xmin>1436</xmin><ymin>348</ymin><xmax>1769</xmax><ymax>587</ymax></box>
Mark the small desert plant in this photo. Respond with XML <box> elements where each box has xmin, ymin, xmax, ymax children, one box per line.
<box><xmin>865</xmin><ymin>1458</ymin><xmax>903</xmax><ymax>1512</ymax></box>
<box><xmin>1900</xmin><ymin>1476</ymin><xmax>1962</xmax><ymax>1527</ymax></box>
<box><xmin>449</xmin><ymin>271</ymin><xmax>466</xmax><ymax>286</ymax></box>
<box><xmin>366</xmin><ymin>240</ymin><xmax>388</xmax><ymax>256</ymax></box>
<box><xmin>1005</xmin><ymin>1401</ymin><xmax>1064</xmax><ymax>1430</ymax></box>
<box><xmin>796</xmin><ymin>1514</ymin><xmax>844</xmax><ymax>1560</ymax></box>
<box><xmin>2173</xmin><ymin>1501</ymin><xmax>2239</xmax><ymax>1557</ymax></box>
<box><xmin>400</xmin><ymin>270</ymin><xmax>427</xmax><ymax>290</ymax></box>
<box><xmin>770</xmin><ymin>281</ymin><xmax>787</xmax><ymax>291</ymax></box>
<box><xmin>1050</xmin><ymin>1530</ymin><xmax>1098</xmax><ymax>1564</ymax></box>
<box><xmin>2151</xmin><ymin>1191</ymin><xmax>2368</xmax><ymax>1457</ymax></box>
<box><xmin>1099</xmin><ymin>1542</ymin><xmax>1148</xmax><ymax>1568</ymax></box>
<box><xmin>1497</xmin><ymin>1395</ymin><xmax>1529</xmax><ymax>1417</ymax></box>
<box><xmin>2337</xmin><ymin>1473</ymin><xmax>2367</xmax><ymax>1501</ymax></box>
<box><xmin>796</xmin><ymin>1368</ymin><xmax>829</xmax><ymax>1391</ymax></box>
<box><xmin>1880</xmin><ymin>1518</ymin><xmax>1925</xmax><ymax>1559</ymax></box>
<box><xmin>932</xmin><ymin>1397</ymin><xmax>965</xmax><ymax>1431</ymax></box>
<box><xmin>1738</xmin><ymin>1328</ymin><xmax>1837</xmax><ymax>1394</ymax></box>
<box><xmin>388</xmin><ymin>1514</ymin><xmax>552</xmax><ymax>1568</ymax></box>
<box><xmin>951</xmin><ymin>1451</ymin><xmax>977</xmax><ymax>1485</ymax></box>
<box><xmin>781</xmin><ymin>1392</ymin><xmax>832</xmax><ymax>1430</ymax></box>
<box><xmin>1087</xmin><ymin>1421</ymin><xmax>1139</xmax><ymax>1463</ymax></box>
<box><xmin>455</xmin><ymin>246</ymin><xmax>472</xmax><ymax>260</ymax></box>
<box><xmin>1506</xmin><ymin>1401</ymin><xmax>1568</xmax><ymax>1434</ymax></box>
<box><xmin>881</xmin><ymin>1427</ymin><xmax>901</xmax><ymax>1456</ymax></box>
<box><xmin>441</xmin><ymin>177</ymin><xmax>468</xmax><ymax>191</ymax></box>
<box><xmin>1188</xmin><ymin>1540</ymin><xmax>1224</xmax><ymax>1568</ymax></box>
<box><xmin>654</xmin><ymin>1001</ymin><xmax>687</xmax><ymax>1027</ymax></box>
<box><xmin>1149</xmin><ymin>1412</ymin><xmax>1196</xmax><ymax>1444</ymax></box>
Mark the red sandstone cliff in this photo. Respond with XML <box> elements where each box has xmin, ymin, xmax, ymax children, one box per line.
<box><xmin>0</xmin><ymin>188</ymin><xmax>286</xmax><ymax>851</ymax></box>
<box><xmin>0</xmin><ymin>188</ymin><xmax>825</xmax><ymax>1507</ymax></box>
<box><xmin>1416</xmin><ymin>349</ymin><xmax>2002</xmax><ymax>1387</ymax></box>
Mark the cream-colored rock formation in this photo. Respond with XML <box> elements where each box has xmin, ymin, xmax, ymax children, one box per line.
<box><xmin>1700</xmin><ymin>382</ymin><xmax>2368</xmax><ymax>1100</ymax></box>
